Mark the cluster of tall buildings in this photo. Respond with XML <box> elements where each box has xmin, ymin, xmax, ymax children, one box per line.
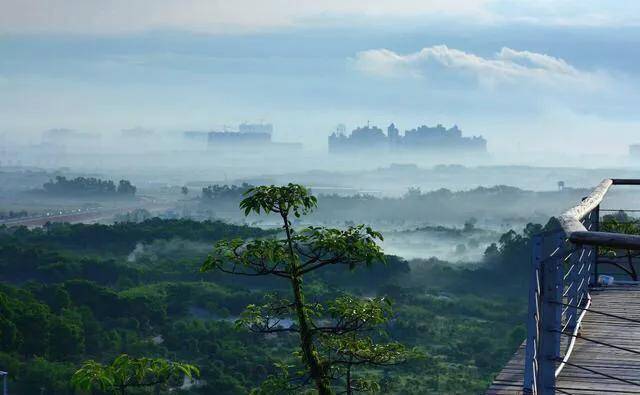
<box><xmin>184</xmin><ymin>123</ymin><xmax>301</xmax><ymax>151</ymax></box>
<box><xmin>328</xmin><ymin>123</ymin><xmax>487</xmax><ymax>154</ymax></box>
<box><xmin>184</xmin><ymin>123</ymin><xmax>272</xmax><ymax>145</ymax></box>
<box><xmin>184</xmin><ymin>122</ymin><xmax>487</xmax><ymax>155</ymax></box>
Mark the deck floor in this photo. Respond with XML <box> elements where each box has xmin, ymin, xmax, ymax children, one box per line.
<box><xmin>487</xmin><ymin>284</ymin><xmax>640</xmax><ymax>394</ymax></box>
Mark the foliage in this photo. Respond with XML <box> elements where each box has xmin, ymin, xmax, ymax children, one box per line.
<box><xmin>41</xmin><ymin>176</ymin><xmax>137</xmax><ymax>197</ymax></box>
<box><xmin>0</xmin><ymin>212</ymin><xmax>534</xmax><ymax>394</ymax></box>
<box><xmin>0</xmin><ymin>218</ymin><xmax>275</xmax><ymax>255</ymax></box>
<box><xmin>114</xmin><ymin>209</ymin><xmax>153</xmax><ymax>224</ymax></box>
<box><xmin>201</xmin><ymin>183</ymin><xmax>253</xmax><ymax>201</ymax></box>
<box><xmin>599</xmin><ymin>211</ymin><xmax>640</xmax><ymax>280</ymax></box>
<box><xmin>71</xmin><ymin>354</ymin><xmax>199</xmax><ymax>394</ymax></box>
<box><xmin>201</xmin><ymin>184</ymin><xmax>415</xmax><ymax>394</ymax></box>
<box><xmin>195</xmin><ymin>182</ymin><xmax>592</xmax><ymax>226</ymax></box>
<box><xmin>117</xmin><ymin>180</ymin><xmax>137</xmax><ymax>196</ymax></box>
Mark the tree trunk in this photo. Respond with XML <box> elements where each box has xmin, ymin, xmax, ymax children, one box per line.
<box><xmin>282</xmin><ymin>213</ymin><xmax>332</xmax><ymax>395</ymax></box>
<box><xmin>290</xmin><ymin>275</ymin><xmax>332</xmax><ymax>394</ymax></box>
<box><xmin>346</xmin><ymin>361</ymin><xmax>353</xmax><ymax>395</ymax></box>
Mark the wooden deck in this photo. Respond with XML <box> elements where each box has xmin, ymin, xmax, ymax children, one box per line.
<box><xmin>488</xmin><ymin>284</ymin><xmax>640</xmax><ymax>394</ymax></box>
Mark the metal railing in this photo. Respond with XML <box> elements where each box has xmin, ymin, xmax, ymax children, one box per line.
<box><xmin>0</xmin><ymin>371</ymin><xmax>6</xmax><ymax>395</ymax></box>
<box><xmin>522</xmin><ymin>179</ymin><xmax>640</xmax><ymax>395</ymax></box>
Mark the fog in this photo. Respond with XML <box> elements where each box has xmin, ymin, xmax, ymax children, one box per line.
<box><xmin>5</xmin><ymin>4</ymin><xmax>640</xmax><ymax>395</ymax></box>
<box><xmin>3</xmin><ymin>9</ymin><xmax>640</xmax><ymax>156</ymax></box>
<box><xmin>3</xmin><ymin>142</ymin><xmax>640</xmax><ymax>266</ymax></box>
<box><xmin>4</xmin><ymin>126</ymin><xmax>640</xmax><ymax>184</ymax></box>
<box><xmin>3</xmin><ymin>1</ymin><xmax>640</xmax><ymax>265</ymax></box>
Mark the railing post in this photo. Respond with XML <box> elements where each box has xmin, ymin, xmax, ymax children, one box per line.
<box><xmin>567</xmin><ymin>245</ymin><xmax>580</xmax><ymax>332</ymax></box>
<box><xmin>524</xmin><ymin>234</ymin><xmax>542</xmax><ymax>394</ymax></box>
<box><xmin>538</xmin><ymin>231</ymin><xmax>563</xmax><ymax>394</ymax></box>
<box><xmin>592</xmin><ymin>205</ymin><xmax>600</xmax><ymax>285</ymax></box>
<box><xmin>0</xmin><ymin>371</ymin><xmax>7</xmax><ymax>395</ymax></box>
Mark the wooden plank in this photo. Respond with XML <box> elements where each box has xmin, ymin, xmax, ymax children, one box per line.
<box><xmin>487</xmin><ymin>285</ymin><xmax>640</xmax><ymax>394</ymax></box>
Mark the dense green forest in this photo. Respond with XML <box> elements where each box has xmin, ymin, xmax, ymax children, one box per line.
<box><xmin>39</xmin><ymin>176</ymin><xmax>137</xmax><ymax>197</ymax></box>
<box><xmin>196</xmin><ymin>183</ymin><xmax>595</xmax><ymax>226</ymax></box>
<box><xmin>0</xmin><ymin>216</ymin><xmax>535</xmax><ymax>394</ymax></box>
<box><xmin>201</xmin><ymin>183</ymin><xmax>253</xmax><ymax>201</ymax></box>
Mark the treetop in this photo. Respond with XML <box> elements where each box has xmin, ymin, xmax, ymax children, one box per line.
<box><xmin>240</xmin><ymin>183</ymin><xmax>317</xmax><ymax>218</ymax></box>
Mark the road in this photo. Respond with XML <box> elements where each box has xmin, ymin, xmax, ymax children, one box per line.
<box><xmin>0</xmin><ymin>203</ymin><xmax>172</xmax><ymax>228</ymax></box>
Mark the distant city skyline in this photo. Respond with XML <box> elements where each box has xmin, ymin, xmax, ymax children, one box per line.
<box><xmin>329</xmin><ymin>123</ymin><xmax>486</xmax><ymax>154</ymax></box>
<box><xmin>1</xmin><ymin>1</ymin><xmax>640</xmax><ymax>155</ymax></box>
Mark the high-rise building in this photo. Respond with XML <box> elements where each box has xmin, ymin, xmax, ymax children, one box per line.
<box><xmin>182</xmin><ymin>123</ymin><xmax>301</xmax><ymax>152</ymax></box>
<box><xmin>208</xmin><ymin>131</ymin><xmax>271</xmax><ymax>146</ymax></box>
<box><xmin>387</xmin><ymin>123</ymin><xmax>400</xmax><ymax>143</ymax></box>
<box><xmin>328</xmin><ymin>123</ymin><xmax>487</xmax><ymax>154</ymax></box>
<box><xmin>238</xmin><ymin>123</ymin><xmax>273</xmax><ymax>135</ymax></box>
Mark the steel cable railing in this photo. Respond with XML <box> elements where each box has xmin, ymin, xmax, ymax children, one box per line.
<box><xmin>523</xmin><ymin>179</ymin><xmax>640</xmax><ymax>395</ymax></box>
<box><xmin>523</xmin><ymin>216</ymin><xmax>595</xmax><ymax>394</ymax></box>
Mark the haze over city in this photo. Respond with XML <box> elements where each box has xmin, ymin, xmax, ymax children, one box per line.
<box><xmin>2</xmin><ymin>0</ymin><xmax>640</xmax><ymax>158</ymax></box>
<box><xmin>2</xmin><ymin>2</ymin><xmax>640</xmax><ymax>395</ymax></box>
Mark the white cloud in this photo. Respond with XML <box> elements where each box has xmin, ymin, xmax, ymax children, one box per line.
<box><xmin>352</xmin><ymin>45</ymin><xmax>605</xmax><ymax>89</ymax></box>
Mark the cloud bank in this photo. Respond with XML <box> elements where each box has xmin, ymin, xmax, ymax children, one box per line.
<box><xmin>352</xmin><ymin>45</ymin><xmax>604</xmax><ymax>89</ymax></box>
<box><xmin>2</xmin><ymin>0</ymin><xmax>639</xmax><ymax>35</ymax></box>
<box><xmin>0</xmin><ymin>0</ymin><xmax>488</xmax><ymax>35</ymax></box>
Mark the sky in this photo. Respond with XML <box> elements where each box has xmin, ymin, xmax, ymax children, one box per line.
<box><xmin>1</xmin><ymin>0</ymin><xmax>640</xmax><ymax>154</ymax></box>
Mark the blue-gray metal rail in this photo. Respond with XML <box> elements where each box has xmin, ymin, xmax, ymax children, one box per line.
<box><xmin>0</xmin><ymin>371</ymin><xmax>6</xmax><ymax>395</ymax></box>
<box><xmin>523</xmin><ymin>178</ymin><xmax>640</xmax><ymax>395</ymax></box>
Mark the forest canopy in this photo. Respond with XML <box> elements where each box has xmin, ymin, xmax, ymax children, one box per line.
<box><xmin>0</xmin><ymin>215</ymin><xmax>534</xmax><ymax>394</ymax></box>
<box><xmin>40</xmin><ymin>176</ymin><xmax>137</xmax><ymax>197</ymax></box>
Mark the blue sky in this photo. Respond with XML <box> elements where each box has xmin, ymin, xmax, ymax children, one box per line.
<box><xmin>1</xmin><ymin>1</ymin><xmax>639</xmax><ymax>154</ymax></box>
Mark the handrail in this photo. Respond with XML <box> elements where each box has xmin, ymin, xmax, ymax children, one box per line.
<box><xmin>554</xmin><ymin>294</ymin><xmax>591</xmax><ymax>377</ymax></box>
<box><xmin>559</xmin><ymin>178</ymin><xmax>640</xmax><ymax>249</ymax></box>
<box><xmin>523</xmin><ymin>178</ymin><xmax>640</xmax><ymax>395</ymax></box>
<box><xmin>0</xmin><ymin>370</ymin><xmax>6</xmax><ymax>395</ymax></box>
